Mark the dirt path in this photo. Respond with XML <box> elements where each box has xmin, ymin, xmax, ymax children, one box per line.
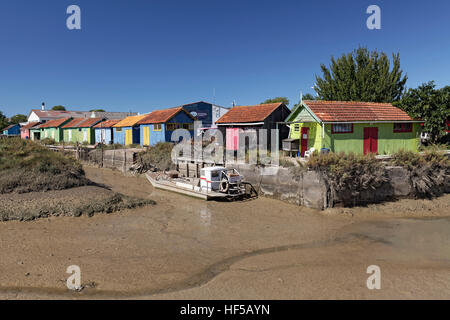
<box><xmin>0</xmin><ymin>166</ymin><xmax>449</xmax><ymax>299</ymax></box>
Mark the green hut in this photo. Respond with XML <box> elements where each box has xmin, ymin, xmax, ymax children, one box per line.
<box><xmin>62</xmin><ymin>117</ymin><xmax>103</xmax><ymax>144</ymax></box>
<box><xmin>284</xmin><ymin>100</ymin><xmax>421</xmax><ymax>156</ymax></box>
<box><xmin>37</xmin><ymin>117</ymin><xmax>72</xmax><ymax>142</ymax></box>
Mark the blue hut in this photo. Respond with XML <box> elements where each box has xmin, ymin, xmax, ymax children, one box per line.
<box><xmin>94</xmin><ymin>119</ymin><xmax>120</xmax><ymax>144</ymax></box>
<box><xmin>138</xmin><ymin>107</ymin><xmax>195</xmax><ymax>146</ymax></box>
<box><xmin>112</xmin><ymin>114</ymin><xmax>147</xmax><ymax>145</ymax></box>
<box><xmin>2</xmin><ymin>124</ymin><xmax>21</xmax><ymax>136</ymax></box>
<box><xmin>179</xmin><ymin>101</ymin><xmax>229</xmax><ymax>128</ymax></box>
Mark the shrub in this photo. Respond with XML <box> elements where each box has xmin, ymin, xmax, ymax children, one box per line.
<box><xmin>0</xmin><ymin>138</ymin><xmax>90</xmax><ymax>193</ymax></box>
<box><xmin>135</xmin><ymin>142</ymin><xmax>175</xmax><ymax>172</ymax></box>
<box><xmin>392</xmin><ymin>149</ymin><xmax>449</xmax><ymax>197</ymax></box>
<box><xmin>305</xmin><ymin>152</ymin><xmax>389</xmax><ymax>206</ymax></box>
<box><xmin>40</xmin><ymin>137</ymin><xmax>56</xmax><ymax>145</ymax></box>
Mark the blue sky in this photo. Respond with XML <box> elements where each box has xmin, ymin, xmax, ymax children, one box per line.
<box><xmin>0</xmin><ymin>0</ymin><xmax>449</xmax><ymax>117</ymax></box>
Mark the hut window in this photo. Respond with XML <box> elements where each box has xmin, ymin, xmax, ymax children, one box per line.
<box><xmin>393</xmin><ymin>123</ymin><xmax>412</xmax><ymax>133</ymax></box>
<box><xmin>166</xmin><ymin>123</ymin><xmax>180</xmax><ymax>131</ymax></box>
<box><xmin>331</xmin><ymin>123</ymin><xmax>353</xmax><ymax>134</ymax></box>
<box><xmin>116</xmin><ymin>128</ymin><xmax>122</xmax><ymax>132</ymax></box>
<box><xmin>182</xmin><ymin>123</ymin><xmax>193</xmax><ymax>130</ymax></box>
<box><xmin>294</xmin><ymin>124</ymin><xmax>300</xmax><ymax>132</ymax></box>
<box><xmin>153</xmin><ymin>124</ymin><xmax>162</xmax><ymax>131</ymax></box>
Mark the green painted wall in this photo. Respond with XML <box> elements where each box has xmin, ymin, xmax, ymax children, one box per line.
<box><xmin>41</xmin><ymin>127</ymin><xmax>63</xmax><ymax>142</ymax></box>
<box><xmin>289</xmin><ymin>121</ymin><xmax>420</xmax><ymax>155</ymax></box>
<box><xmin>322</xmin><ymin>123</ymin><xmax>420</xmax><ymax>154</ymax></box>
<box><xmin>289</xmin><ymin>122</ymin><xmax>323</xmax><ymax>151</ymax></box>
<box><xmin>63</xmin><ymin>128</ymin><xmax>95</xmax><ymax>144</ymax></box>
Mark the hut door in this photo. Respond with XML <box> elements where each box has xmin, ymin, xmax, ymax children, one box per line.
<box><xmin>83</xmin><ymin>129</ymin><xmax>88</xmax><ymax>142</ymax></box>
<box><xmin>68</xmin><ymin>130</ymin><xmax>72</xmax><ymax>141</ymax></box>
<box><xmin>363</xmin><ymin>127</ymin><xmax>378</xmax><ymax>154</ymax></box>
<box><xmin>125</xmin><ymin>129</ymin><xmax>132</xmax><ymax>145</ymax></box>
<box><xmin>143</xmin><ymin>126</ymin><xmax>150</xmax><ymax>146</ymax></box>
<box><xmin>300</xmin><ymin>127</ymin><xmax>309</xmax><ymax>157</ymax></box>
<box><xmin>226</xmin><ymin>128</ymin><xmax>239</xmax><ymax>151</ymax></box>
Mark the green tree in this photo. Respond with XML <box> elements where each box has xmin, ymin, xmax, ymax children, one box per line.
<box><xmin>52</xmin><ymin>105</ymin><xmax>66</xmax><ymax>111</ymax></box>
<box><xmin>315</xmin><ymin>47</ymin><xmax>407</xmax><ymax>102</ymax></box>
<box><xmin>10</xmin><ymin>114</ymin><xmax>27</xmax><ymax>124</ymax></box>
<box><xmin>302</xmin><ymin>93</ymin><xmax>316</xmax><ymax>101</ymax></box>
<box><xmin>89</xmin><ymin>109</ymin><xmax>106</xmax><ymax>112</ymax></box>
<box><xmin>261</xmin><ymin>97</ymin><xmax>289</xmax><ymax>106</ymax></box>
<box><xmin>395</xmin><ymin>81</ymin><xmax>450</xmax><ymax>142</ymax></box>
<box><xmin>0</xmin><ymin>111</ymin><xmax>9</xmax><ymax>130</ymax></box>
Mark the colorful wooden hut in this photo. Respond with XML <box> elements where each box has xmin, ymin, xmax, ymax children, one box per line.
<box><xmin>112</xmin><ymin>114</ymin><xmax>148</xmax><ymax>145</ymax></box>
<box><xmin>2</xmin><ymin>124</ymin><xmax>21</xmax><ymax>136</ymax></box>
<box><xmin>137</xmin><ymin>107</ymin><xmax>195</xmax><ymax>146</ymax></box>
<box><xmin>62</xmin><ymin>118</ymin><xmax>103</xmax><ymax>144</ymax></box>
<box><xmin>20</xmin><ymin>122</ymin><xmax>40</xmax><ymax>140</ymax></box>
<box><xmin>215</xmin><ymin>103</ymin><xmax>291</xmax><ymax>151</ymax></box>
<box><xmin>93</xmin><ymin>119</ymin><xmax>120</xmax><ymax>144</ymax></box>
<box><xmin>284</xmin><ymin>100</ymin><xmax>421</xmax><ymax>156</ymax></box>
<box><xmin>38</xmin><ymin>117</ymin><xmax>72</xmax><ymax>142</ymax></box>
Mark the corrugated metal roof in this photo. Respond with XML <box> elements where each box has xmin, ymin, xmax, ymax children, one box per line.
<box><xmin>93</xmin><ymin>119</ymin><xmax>121</xmax><ymax>128</ymax></box>
<box><xmin>39</xmin><ymin>117</ymin><xmax>72</xmax><ymax>128</ymax></box>
<box><xmin>303</xmin><ymin>100</ymin><xmax>416</xmax><ymax>122</ymax></box>
<box><xmin>138</xmin><ymin>107</ymin><xmax>191</xmax><ymax>125</ymax></box>
<box><xmin>20</xmin><ymin>122</ymin><xmax>40</xmax><ymax>130</ymax></box>
<box><xmin>215</xmin><ymin>103</ymin><xmax>283</xmax><ymax>124</ymax></box>
<box><xmin>113</xmin><ymin>114</ymin><xmax>148</xmax><ymax>128</ymax></box>
<box><xmin>61</xmin><ymin>118</ymin><xmax>86</xmax><ymax>129</ymax></box>
<box><xmin>74</xmin><ymin>117</ymin><xmax>103</xmax><ymax>128</ymax></box>
<box><xmin>61</xmin><ymin>118</ymin><xmax>102</xmax><ymax>128</ymax></box>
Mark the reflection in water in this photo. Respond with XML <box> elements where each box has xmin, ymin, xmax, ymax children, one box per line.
<box><xmin>200</xmin><ymin>207</ymin><xmax>212</xmax><ymax>228</ymax></box>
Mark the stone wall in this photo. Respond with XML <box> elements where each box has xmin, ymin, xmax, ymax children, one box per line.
<box><xmin>227</xmin><ymin>164</ymin><xmax>427</xmax><ymax>210</ymax></box>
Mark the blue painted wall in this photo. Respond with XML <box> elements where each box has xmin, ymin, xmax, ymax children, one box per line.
<box><xmin>3</xmin><ymin>124</ymin><xmax>20</xmax><ymax>135</ymax></box>
<box><xmin>114</xmin><ymin>126</ymin><xmax>140</xmax><ymax>145</ymax></box>
<box><xmin>140</xmin><ymin>110</ymin><xmax>194</xmax><ymax>146</ymax></box>
<box><xmin>95</xmin><ymin>128</ymin><xmax>114</xmax><ymax>144</ymax></box>
<box><xmin>113</xmin><ymin>127</ymin><xmax>125</xmax><ymax>145</ymax></box>
<box><xmin>164</xmin><ymin>111</ymin><xmax>194</xmax><ymax>142</ymax></box>
<box><xmin>182</xmin><ymin>102</ymin><xmax>213</xmax><ymax>127</ymax></box>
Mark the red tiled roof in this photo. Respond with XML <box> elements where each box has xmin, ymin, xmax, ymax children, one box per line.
<box><xmin>62</xmin><ymin>118</ymin><xmax>102</xmax><ymax>128</ymax></box>
<box><xmin>93</xmin><ymin>119</ymin><xmax>120</xmax><ymax>128</ymax></box>
<box><xmin>39</xmin><ymin>117</ymin><xmax>72</xmax><ymax>128</ymax></box>
<box><xmin>303</xmin><ymin>100</ymin><xmax>416</xmax><ymax>122</ymax></box>
<box><xmin>20</xmin><ymin>122</ymin><xmax>40</xmax><ymax>130</ymax></box>
<box><xmin>138</xmin><ymin>107</ymin><xmax>190</xmax><ymax>125</ymax></box>
<box><xmin>215</xmin><ymin>103</ymin><xmax>283</xmax><ymax>124</ymax></box>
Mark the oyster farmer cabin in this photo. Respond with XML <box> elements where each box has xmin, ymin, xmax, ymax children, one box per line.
<box><xmin>284</xmin><ymin>100</ymin><xmax>422</xmax><ymax>156</ymax></box>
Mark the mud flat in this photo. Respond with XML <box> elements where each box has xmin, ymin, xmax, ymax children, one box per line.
<box><xmin>0</xmin><ymin>186</ymin><xmax>155</xmax><ymax>221</ymax></box>
<box><xmin>0</xmin><ymin>166</ymin><xmax>449</xmax><ymax>299</ymax></box>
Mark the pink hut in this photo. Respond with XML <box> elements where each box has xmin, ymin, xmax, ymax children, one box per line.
<box><xmin>20</xmin><ymin>122</ymin><xmax>41</xmax><ymax>140</ymax></box>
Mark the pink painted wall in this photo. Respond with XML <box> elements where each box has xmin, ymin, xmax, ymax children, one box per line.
<box><xmin>226</xmin><ymin>128</ymin><xmax>240</xmax><ymax>151</ymax></box>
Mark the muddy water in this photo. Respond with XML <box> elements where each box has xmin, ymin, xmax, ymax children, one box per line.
<box><xmin>0</xmin><ymin>166</ymin><xmax>449</xmax><ymax>299</ymax></box>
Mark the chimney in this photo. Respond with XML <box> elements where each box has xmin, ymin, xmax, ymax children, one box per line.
<box><xmin>41</xmin><ymin>102</ymin><xmax>45</xmax><ymax>111</ymax></box>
